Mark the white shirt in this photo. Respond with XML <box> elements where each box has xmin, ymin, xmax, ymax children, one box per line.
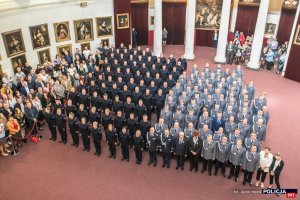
<box><xmin>272</xmin><ymin>160</ymin><xmax>281</xmax><ymax>171</ymax></box>
<box><xmin>259</xmin><ymin>151</ymin><xmax>273</xmax><ymax>172</ymax></box>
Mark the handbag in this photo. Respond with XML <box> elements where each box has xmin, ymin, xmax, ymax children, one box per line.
<box><xmin>31</xmin><ymin>135</ymin><xmax>39</xmax><ymax>143</ymax></box>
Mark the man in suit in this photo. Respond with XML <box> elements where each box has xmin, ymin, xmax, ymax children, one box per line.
<box><xmin>24</xmin><ymin>101</ymin><xmax>40</xmax><ymax>138</ymax></box>
<box><xmin>173</xmin><ymin>131</ymin><xmax>188</xmax><ymax>170</ymax></box>
<box><xmin>268</xmin><ymin>152</ymin><xmax>284</xmax><ymax>193</ymax></box>
<box><xmin>201</xmin><ymin>134</ymin><xmax>216</xmax><ymax>176</ymax></box>
<box><xmin>189</xmin><ymin>131</ymin><xmax>203</xmax><ymax>172</ymax></box>
<box><xmin>226</xmin><ymin>41</ymin><xmax>235</xmax><ymax>65</ymax></box>
<box><xmin>212</xmin><ymin>112</ymin><xmax>225</xmax><ymax>133</ymax></box>
<box><xmin>147</xmin><ymin>127</ymin><xmax>158</xmax><ymax>167</ymax></box>
<box><xmin>243</xmin><ymin>145</ymin><xmax>260</xmax><ymax>186</ymax></box>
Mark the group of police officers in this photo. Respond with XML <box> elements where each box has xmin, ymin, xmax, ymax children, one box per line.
<box><xmin>27</xmin><ymin>44</ymin><xmax>274</xmax><ymax>187</ymax></box>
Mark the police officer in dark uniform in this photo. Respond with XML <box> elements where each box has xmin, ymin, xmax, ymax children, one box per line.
<box><xmin>123</xmin><ymin>96</ymin><xmax>135</xmax><ymax>119</ymax></box>
<box><xmin>155</xmin><ymin>89</ymin><xmax>165</xmax><ymax>121</ymax></box>
<box><xmin>106</xmin><ymin>124</ymin><xmax>117</xmax><ymax>159</ymax></box>
<box><xmin>68</xmin><ymin>112</ymin><xmax>79</xmax><ymax>147</ymax></box>
<box><xmin>65</xmin><ymin>99</ymin><xmax>77</xmax><ymax>116</ymax></box>
<box><xmin>79</xmin><ymin>117</ymin><xmax>91</xmax><ymax>152</ymax></box>
<box><xmin>135</xmin><ymin>99</ymin><xmax>147</xmax><ymax>121</ymax></box>
<box><xmin>77</xmin><ymin>104</ymin><xmax>89</xmax><ymax>121</ymax></box>
<box><xmin>91</xmin><ymin>121</ymin><xmax>102</xmax><ymax>156</ymax></box>
<box><xmin>139</xmin><ymin>114</ymin><xmax>152</xmax><ymax>150</ymax></box>
<box><xmin>160</xmin><ymin>128</ymin><xmax>173</xmax><ymax>168</ymax></box>
<box><xmin>142</xmin><ymin>88</ymin><xmax>153</xmax><ymax>118</ymax></box>
<box><xmin>119</xmin><ymin>127</ymin><xmax>130</xmax><ymax>161</ymax></box>
<box><xmin>53</xmin><ymin>99</ymin><xmax>65</xmax><ymax>115</ymax></box>
<box><xmin>112</xmin><ymin>95</ymin><xmax>124</xmax><ymax>114</ymax></box>
<box><xmin>102</xmin><ymin>108</ymin><xmax>113</xmax><ymax>132</ymax></box>
<box><xmin>147</xmin><ymin>127</ymin><xmax>158</xmax><ymax>167</ymax></box>
<box><xmin>89</xmin><ymin>106</ymin><xmax>101</xmax><ymax>124</ymax></box>
<box><xmin>127</xmin><ymin>112</ymin><xmax>138</xmax><ymax>147</ymax></box>
<box><xmin>133</xmin><ymin>130</ymin><xmax>144</xmax><ymax>164</ymax></box>
<box><xmin>55</xmin><ymin>108</ymin><xmax>67</xmax><ymax>144</ymax></box>
<box><xmin>114</xmin><ymin>110</ymin><xmax>127</xmax><ymax>142</ymax></box>
<box><xmin>77</xmin><ymin>88</ymin><xmax>90</xmax><ymax>110</ymax></box>
<box><xmin>43</xmin><ymin>106</ymin><xmax>57</xmax><ymax>141</ymax></box>
<box><xmin>90</xmin><ymin>91</ymin><xmax>101</xmax><ymax>112</ymax></box>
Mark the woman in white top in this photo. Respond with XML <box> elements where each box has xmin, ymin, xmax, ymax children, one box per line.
<box><xmin>32</xmin><ymin>95</ymin><xmax>44</xmax><ymax>130</ymax></box>
<box><xmin>255</xmin><ymin>147</ymin><xmax>273</xmax><ymax>188</ymax></box>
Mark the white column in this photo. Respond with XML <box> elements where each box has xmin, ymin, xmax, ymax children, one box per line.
<box><xmin>214</xmin><ymin>0</ymin><xmax>232</xmax><ymax>63</ymax></box>
<box><xmin>229</xmin><ymin>0</ymin><xmax>239</xmax><ymax>32</ymax></box>
<box><xmin>184</xmin><ymin>0</ymin><xmax>196</xmax><ymax>60</ymax></box>
<box><xmin>153</xmin><ymin>0</ymin><xmax>162</xmax><ymax>56</ymax></box>
<box><xmin>247</xmin><ymin>0</ymin><xmax>270</xmax><ymax>70</ymax></box>
<box><xmin>282</xmin><ymin>2</ymin><xmax>300</xmax><ymax>76</ymax></box>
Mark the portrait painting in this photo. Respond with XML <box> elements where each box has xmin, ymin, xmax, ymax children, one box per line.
<box><xmin>96</xmin><ymin>16</ymin><xmax>113</xmax><ymax>37</ymax></box>
<box><xmin>37</xmin><ymin>48</ymin><xmax>51</xmax><ymax>64</ymax></box>
<box><xmin>81</xmin><ymin>42</ymin><xmax>91</xmax><ymax>51</ymax></box>
<box><xmin>53</xmin><ymin>21</ymin><xmax>71</xmax><ymax>42</ymax></box>
<box><xmin>57</xmin><ymin>44</ymin><xmax>72</xmax><ymax>57</ymax></box>
<box><xmin>101</xmin><ymin>38</ymin><xmax>110</xmax><ymax>47</ymax></box>
<box><xmin>29</xmin><ymin>24</ymin><xmax>50</xmax><ymax>50</ymax></box>
<box><xmin>2</xmin><ymin>29</ymin><xmax>26</xmax><ymax>57</ymax></box>
<box><xmin>264</xmin><ymin>23</ymin><xmax>276</xmax><ymax>36</ymax></box>
<box><xmin>11</xmin><ymin>54</ymin><xmax>27</xmax><ymax>73</ymax></box>
<box><xmin>74</xmin><ymin>18</ymin><xmax>94</xmax><ymax>43</ymax></box>
<box><xmin>294</xmin><ymin>25</ymin><xmax>300</xmax><ymax>45</ymax></box>
<box><xmin>283</xmin><ymin>0</ymin><xmax>298</xmax><ymax>9</ymax></box>
<box><xmin>195</xmin><ymin>0</ymin><xmax>223</xmax><ymax>30</ymax></box>
<box><xmin>117</xmin><ymin>13</ymin><xmax>129</xmax><ymax>29</ymax></box>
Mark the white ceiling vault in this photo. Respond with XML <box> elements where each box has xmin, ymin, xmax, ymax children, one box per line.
<box><xmin>0</xmin><ymin>0</ymin><xmax>92</xmax><ymax>13</ymax></box>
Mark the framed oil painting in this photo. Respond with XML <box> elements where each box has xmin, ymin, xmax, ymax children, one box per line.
<box><xmin>239</xmin><ymin>0</ymin><xmax>260</xmax><ymax>6</ymax></box>
<box><xmin>80</xmin><ymin>42</ymin><xmax>91</xmax><ymax>51</ymax></box>
<box><xmin>37</xmin><ymin>48</ymin><xmax>51</xmax><ymax>64</ymax></box>
<box><xmin>11</xmin><ymin>54</ymin><xmax>27</xmax><ymax>72</ymax></box>
<box><xmin>57</xmin><ymin>44</ymin><xmax>73</xmax><ymax>57</ymax></box>
<box><xmin>74</xmin><ymin>18</ymin><xmax>94</xmax><ymax>43</ymax></box>
<box><xmin>2</xmin><ymin>29</ymin><xmax>26</xmax><ymax>57</ymax></box>
<box><xmin>53</xmin><ymin>21</ymin><xmax>71</xmax><ymax>42</ymax></box>
<box><xmin>29</xmin><ymin>24</ymin><xmax>50</xmax><ymax>50</ymax></box>
<box><xmin>96</xmin><ymin>16</ymin><xmax>113</xmax><ymax>37</ymax></box>
<box><xmin>293</xmin><ymin>25</ymin><xmax>300</xmax><ymax>45</ymax></box>
<box><xmin>195</xmin><ymin>0</ymin><xmax>223</xmax><ymax>30</ymax></box>
<box><xmin>117</xmin><ymin>13</ymin><xmax>129</xmax><ymax>29</ymax></box>
<box><xmin>101</xmin><ymin>38</ymin><xmax>110</xmax><ymax>47</ymax></box>
<box><xmin>264</xmin><ymin>23</ymin><xmax>276</xmax><ymax>36</ymax></box>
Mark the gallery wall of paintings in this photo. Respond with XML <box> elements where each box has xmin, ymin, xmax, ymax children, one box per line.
<box><xmin>0</xmin><ymin>0</ymin><xmax>115</xmax><ymax>76</ymax></box>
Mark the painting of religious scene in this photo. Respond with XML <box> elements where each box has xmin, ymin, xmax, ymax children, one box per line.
<box><xmin>37</xmin><ymin>48</ymin><xmax>52</xmax><ymax>64</ymax></box>
<box><xmin>53</xmin><ymin>21</ymin><xmax>71</xmax><ymax>42</ymax></box>
<box><xmin>195</xmin><ymin>0</ymin><xmax>223</xmax><ymax>30</ymax></box>
<box><xmin>74</xmin><ymin>18</ymin><xmax>94</xmax><ymax>43</ymax></box>
<box><xmin>2</xmin><ymin>29</ymin><xmax>26</xmax><ymax>57</ymax></box>
<box><xmin>117</xmin><ymin>13</ymin><xmax>129</xmax><ymax>29</ymax></box>
<box><xmin>96</xmin><ymin>16</ymin><xmax>113</xmax><ymax>37</ymax></box>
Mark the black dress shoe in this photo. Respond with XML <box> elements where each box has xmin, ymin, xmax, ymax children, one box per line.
<box><xmin>195</xmin><ymin>168</ymin><xmax>198</xmax><ymax>172</ymax></box>
<box><xmin>94</xmin><ymin>152</ymin><xmax>98</xmax><ymax>155</ymax></box>
<box><xmin>109</xmin><ymin>155</ymin><xmax>113</xmax><ymax>158</ymax></box>
<box><xmin>201</xmin><ymin>170</ymin><xmax>205</xmax><ymax>174</ymax></box>
<box><xmin>162</xmin><ymin>164</ymin><xmax>165</xmax><ymax>168</ymax></box>
<box><xmin>214</xmin><ymin>172</ymin><xmax>218</xmax><ymax>176</ymax></box>
<box><xmin>75</xmin><ymin>144</ymin><xmax>79</xmax><ymax>147</ymax></box>
<box><xmin>243</xmin><ymin>181</ymin><xmax>246</xmax><ymax>185</ymax></box>
<box><xmin>176</xmin><ymin>166</ymin><xmax>179</xmax><ymax>170</ymax></box>
<box><xmin>52</xmin><ymin>138</ymin><xmax>57</xmax><ymax>141</ymax></box>
<box><xmin>249</xmin><ymin>182</ymin><xmax>253</xmax><ymax>186</ymax></box>
<box><xmin>126</xmin><ymin>159</ymin><xmax>129</xmax><ymax>162</ymax></box>
<box><xmin>82</xmin><ymin>148</ymin><xmax>86</xmax><ymax>151</ymax></box>
<box><xmin>235</xmin><ymin>178</ymin><xmax>238</xmax><ymax>182</ymax></box>
<box><xmin>154</xmin><ymin>163</ymin><xmax>157</xmax><ymax>167</ymax></box>
<box><xmin>63</xmin><ymin>141</ymin><xmax>67</xmax><ymax>144</ymax></box>
<box><xmin>87</xmin><ymin>149</ymin><xmax>90</xmax><ymax>152</ymax></box>
<box><xmin>222</xmin><ymin>174</ymin><xmax>226</xmax><ymax>177</ymax></box>
<box><xmin>136</xmin><ymin>161</ymin><xmax>139</xmax><ymax>164</ymax></box>
<box><xmin>228</xmin><ymin>175</ymin><xmax>232</xmax><ymax>179</ymax></box>
<box><xmin>113</xmin><ymin>155</ymin><xmax>116</xmax><ymax>159</ymax></box>
<box><xmin>98</xmin><ymin>153</ymin><xmax>101</xmax><ymax>156</ymax></box>
<box><xmin>208</xmin><ymin>172</ymin><xmax>211</xmax><ymax>176</ymax></box>
<box><xmin>71</xmin><ymin>143</ymin><xmax>75</xmax><ymax>146</ymax></box>
<box><xmin>121</xmin><ymin>158</ymin><xmax>125</xmax><ymax>161</ymax></box>
<box><xmin>148</xmin><ymin>162</ymin><xmax>152</xmax><ymax>166</ymax></box>
<box><xmin>181</xmin><ymin>167</ymin><xmax>184</xmax><ymax>170</ymax></box>
<box><xmin>190</xmin><ymin>168</ymin><xmax>193</xmax><ymax>171</ymax></box>
<box><xmin>59</xmin><ymin>140</ymin><xmax>63</xmax><ymax>143</ymax></box>
<box><xmin>167</xmin><ymin>165</ymin><xmax>170</xmax><ymax>168</ymax></box>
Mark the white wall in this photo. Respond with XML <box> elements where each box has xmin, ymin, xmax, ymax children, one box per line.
<box><xmin>0</xmin><ymin>0</ymin><xmax>114</xmax><ymax>77</ymax></box>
